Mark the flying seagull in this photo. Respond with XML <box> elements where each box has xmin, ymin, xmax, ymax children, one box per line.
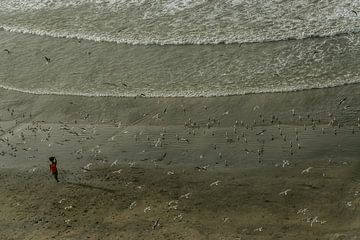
<box><xmin>44</xmin><ymin>56</ymin><xmax>51</xmax><ymax>64</ymax></box>
<box><xmin>338</xmin><ymin>97</ymin><xmax>347</xmax><ymax>105</ymax></box>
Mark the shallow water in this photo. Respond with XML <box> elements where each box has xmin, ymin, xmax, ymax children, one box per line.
<box><xmin>0</xmin><ymin>0</ymin><xmax>359</xmax><ymax>97</ymax></box>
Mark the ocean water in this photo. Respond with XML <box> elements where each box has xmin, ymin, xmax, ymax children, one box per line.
<box><xmin>0</xmin><ymin>0</ymin><xmax>359</xmax><ymax>97</ymax></box>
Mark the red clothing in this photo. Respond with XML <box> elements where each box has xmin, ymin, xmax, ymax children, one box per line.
<box><xmin>50</xmin><ymin>163</ymin><xmax>57</xmax><ymax>173</ymax></box>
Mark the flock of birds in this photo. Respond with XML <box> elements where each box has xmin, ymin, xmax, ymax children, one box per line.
<box><xmin>0</xmin><ymin>95</ymin><xmax>358</xmax><ymax>234</ymax></box>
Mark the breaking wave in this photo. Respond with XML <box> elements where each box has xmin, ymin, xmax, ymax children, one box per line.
<box><xmin>1</xmin><ymin>24</ymin><xmax>360</xmax><ymax>46</ymax></box>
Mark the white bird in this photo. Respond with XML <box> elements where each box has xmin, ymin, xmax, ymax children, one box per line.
<box><xmin>279</xmin><ymin>189</ymin><xmax>291</xmax><ymax>196</ymax></box>
<box><xmin>152</xmin><ymin>113</ymin><xmax>160</xmax><ymax>120</ymax></box>
<box><xmin>173</xmin><ymin>214</ymin><xmax>183</xmax><ymax>221</ymax></box>
<box><xmin>144</xmin><ymin>206</ymin><xmax>151</xmax><ymax>213</ymax></box>
<box><xmin>282</xmin><ymin>160</ymin><xmax>290</xmax><ymax>168</ymax></box>
<box><xmin>154</xmin><ymin>138</ymin><xmax>162</xmax><ymax>147</ymax></box>
<box><xmin>195</xmin><ymin>165</ymin><xmax>209</xmax><ymax>171</ymax></box>
<box><xmin>110</xmin><ymin>160</ymin><xmax>118</xmax><ymax>167</ymax></box>
<box><xmin>210</xmin><ymin>180</ymin><xmax>221</xmax><ymax>186</ymax></box>
<box><xmin>180</xmin><ymin>138</ymin><xmax>189</xmax><ymax>143</ymax></box>
<box><xmin>168</xmin><ymin>200</ymin><xmax>178</xmax><ymax>210</ymax></box>
<box><xmin>129</xmin><ymin>201</ymin><xmax>137</xmax><ymax>210</ymax></box>
<box><xmin>168</xmin><ymin>204</ymin><xmax>178</xmax><ymax>210</ymax></box>
<box><xmin>310</xmin><ymin>216</ymin><xmax>326</xmax><ymax>227</ymax></box>
<box><xmin>223</xmin><ymin>217</ymin><xmax>230</xmax><ymax>223</ymax></box>
<box><xmin>179</xmin><ymin>192</ymin><xmax>191</xmax><ymax>199</ymax></box>
<box><xmin>168</xmin><ymin>200</ymin><xmax>178</xmax><ymax>206</ymax></box>
<box><xmin>83</xmin><ymin>163</ymin><xmax>92</xmax><ymax>171</ymax></box>
<box><xmin>301</xmin><ymin>167</ymin><xmax>313</xmax><ymax>174</ymax></box>
<box><xmin>108</xmin><ymin>135</ymin><xmax>116</xmax><ymax>141</ymax></box>
<box><xmin>297</xmin><ymin>208</ymin><xmax>308</xmax><ymax>215</ymax></box>
<box><xmin>112</xmin><ymin>169</ymin><xmax>122</xmax><ymax>174</ymax></box>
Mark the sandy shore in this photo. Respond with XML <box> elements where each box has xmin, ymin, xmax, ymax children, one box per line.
<box><xmin>0</xmin><ymin>84</ymin><xmax>359</xmax><ymax>239</ymax></box>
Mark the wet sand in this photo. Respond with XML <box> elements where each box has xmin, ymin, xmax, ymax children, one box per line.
<box><xmin>0</xmin><ymin>84</ymin><xmax>359</xmax><ymax>239</ymax></box>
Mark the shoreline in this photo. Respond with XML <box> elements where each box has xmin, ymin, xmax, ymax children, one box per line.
<box><xmin>1</xmin><ymin>80</ymin><xmax>360</xmax><ymax>99</ymax></box>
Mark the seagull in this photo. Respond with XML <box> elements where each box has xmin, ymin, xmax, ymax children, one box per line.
<box><xmin>154</xmin><ymin>138</ymin><xmax>162</xmax><ymax>147</ymax></box>
<box><xmin>152</xmin><ymin>113</ymin><xmax>160</xmax><ymax>120</ymax></box>
<box><xmin>223</xmin><ymin>217</ymin><xmax>230</xmax><ymax>223</ymax></box>
<box><xmin>179</xmin><ymin>192</ymin><xmax>191</xmax><ymax>199</ymax></box>
<box><xmin>310</xmin><ymin>216</ymin><xmax>318</xmax><ymax>227</ymax></box>
<box><xmin>180</xmin><ymin>138</ymin><xmax>189</xmax><ymax>143</ymax></box>
<box><xmin>144</xmin><ymin>206</ymin><xmax>151</xmax><ymax>213</ymax></box>
<box><xmin>3</xmin><ymin>49</ymin><xmax>10</xmax><ymax>54</ymax></box>
<box><xmin>152</xmin><ymin>218</ymin><xmax>160</xmax><ymax>230</ymax></box>
<box><xmin>282</xmin><ymin>160</ymin><xmax>290</xmax><ymax>168</ymax></box>
<box><xmin>108</xmin><ymin>135</ymin><xmax>116</xmax><ymax>141</ymax></box>
<box><xmin>279</xmin><ymin>189</ymin><xmax>291</xmax><ymax>196</ymax></box>
<box><xmin>301</xmin><ymin>167</ymin><xmax>313</xmax><ymax>174</ymax></box>
<box><xmin>253</xmin><ymin>227</ymin><xmax>263</xmax><ymax>232</ymax></box>
<box><xmin>210</xmin><ymin>180</ymin><xmax>221</xmax><ymax>186</ymax></box>
<box><xmin>82</xmin><ymin>163</ymin><xmax>92</xmax><ymax>171</ymax></box>
<box><xmin>297</xmin><ymin>208</ymin><xmax>308</xmax><ymax>214</ymax></box>
<box><xmin>173</xmin><ymin>214</ymin><xmax>183</xmax><ymax>221</ymax></box>
<box><xmin>352</xmin><ymin>10</ymin><xmax>358</xmax><ymax>16</ymax></box>
<box><xmin>129</xmin><ymin>201</ymin><xmax>137</xmax><ymax>210</ymax></box>
<box><xmin>168</xmin><ymin>200</ymin><xmax>178</xmax><ymax>206</ymax></box>
<box><xmin>256</xmin><ymin>130</ymin><xmax>266</xmax><ymax>136</ymax></box>
<box><xmin>195</xmin><ymin>165</ymin><xmax>209</xmax><ymax>171</ymax></box>
<box><xmin>44</xmin><ymin>56</ymin><xmax>51</xmax><ymax>64</ymax></box>
<box><xmin>157</xmin><ymin>152</ymin><xmax>167</xmax><ymax>161</ymax></box>
<box><xmin>338</xmin><ymin>97</ymin><xmax>347</xmax><ymax>105</ymax></box>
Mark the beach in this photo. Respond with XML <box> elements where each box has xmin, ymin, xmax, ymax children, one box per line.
<box><xmin>1</xmin><ymin>1</ymin><xmax>360</xmax><ymax>239</ymax></box>
<box><xmin>0</xmin><ymin>84</ymin><xmax>359</xmax><ymax>239</ymax></box>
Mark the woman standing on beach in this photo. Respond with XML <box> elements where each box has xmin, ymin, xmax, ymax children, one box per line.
<box><xmin>49</xmin><ymin>156</ymin><xmax>59</xmax><ymax>182</ymax></box>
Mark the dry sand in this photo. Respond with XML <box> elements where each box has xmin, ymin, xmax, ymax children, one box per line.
<box><xmin>0</xmin><ymin>84</ymin><xmax>359</xmax><ymax>239</ymax></box>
